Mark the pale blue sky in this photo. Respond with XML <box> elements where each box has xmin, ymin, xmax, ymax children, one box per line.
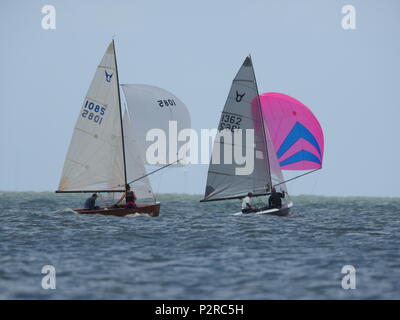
<box><xmin>0</xmin><ymin>0</ymin><xmax>399</xmax><ymax>197</ymax></box>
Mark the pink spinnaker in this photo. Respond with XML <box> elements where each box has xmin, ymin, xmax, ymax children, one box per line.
<box><xmin>259</xmin><ymin>92</ymin><xmax>324</xmax><ymax>171</ymax></box>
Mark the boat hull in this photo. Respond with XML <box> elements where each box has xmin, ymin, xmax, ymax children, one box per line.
<box><xmin>74</xmin><ymin>203</ymin><xmax>160</xmax><ymax>217</ymax></box>
<box><xmin>256</xmin><ymin>201</ymin><xmax>293</xmax><ymax>216</ymax></box>
<box><xmin>258</xmin><ymin>207</ymin><xmax>290</xmax><ymax>216</ymax></box>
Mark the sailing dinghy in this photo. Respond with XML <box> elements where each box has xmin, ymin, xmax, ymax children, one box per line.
<box><xmin>200</xmin><ymin>56</ymin><xmax>292</xmax><ymax>216</ymax></box>
<box><xmin>56</xmin><ymin>41</ymin><xmax>190</xmax><ymax>217</ymax></box>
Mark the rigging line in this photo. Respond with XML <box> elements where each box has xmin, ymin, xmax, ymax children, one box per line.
<box><xmin>126</xmin><ymin>158</ymin><xmax>182</xmax><ymax>185</ymax></box>
<box><xmin>273</xmin><ymin>168</ymin><xmax>321</xmax><ymax>187</ymax></box>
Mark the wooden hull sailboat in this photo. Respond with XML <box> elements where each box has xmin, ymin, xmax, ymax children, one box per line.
<box><xmin>74</xmin><ymin>203</ymin><xmax>161</xmax><ymax>217</ymax></box>
<box><xmin>55</xmin><ymin>40</ymin><xmax>191</xmax><ymax>217</ymax></box>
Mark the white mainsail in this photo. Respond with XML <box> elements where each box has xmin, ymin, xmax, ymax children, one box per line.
<box><xmin>121</xmin><ymin>84</ymin><xmax>191</xmax><ymax>166</ymax></box>
<box><xmin>202</xmin><ymin>56</ymin><xmax>272</xmax><ymax>201</ymax></box>
<box><xmin>57</xmin><ymin>41</ymin><xmax>126</xmax><ymax>192</ymax></box>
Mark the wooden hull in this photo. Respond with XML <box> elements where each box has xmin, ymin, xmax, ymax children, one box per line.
<box><xmin>74</xmin><ymin>203</ymin><xmax>160</xmax><ymax>217</ymax></box>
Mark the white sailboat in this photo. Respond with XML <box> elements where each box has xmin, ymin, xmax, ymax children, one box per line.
<box><xmin>201</xmin><ymin>56</ymin><xmax>292</xmax><ymax>216</ymax></box>
<box><xmin>56</xmin><ymin>40</ymin><xmax>190</xmax><ymax>216</ymax></box>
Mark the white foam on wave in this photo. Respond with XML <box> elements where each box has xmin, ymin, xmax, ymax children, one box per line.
<box><xmin>53</xmin><ymin>208</ymin><xmax>78</xmax><ymax>214</ymax></box>
<box><xmin>125</xmin><ymin>213</ymin><xmax>150</xmax><ymax>218</ymax></box>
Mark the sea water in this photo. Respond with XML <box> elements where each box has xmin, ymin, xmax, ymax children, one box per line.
<box><xmin>0</xmin><ymin>192</ymin><xmax>399</xmax><ymax>299</ymax></box>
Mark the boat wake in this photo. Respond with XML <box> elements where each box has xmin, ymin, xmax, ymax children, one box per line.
<box><xmin>53</xmin><ymin>208</ymin><xmax>78</xmax><ymax>214</ymax></box>
<box><xmin>125</xmin><ymin>212</ymin><xmax>151</xmax><ymax>218</ymax></box>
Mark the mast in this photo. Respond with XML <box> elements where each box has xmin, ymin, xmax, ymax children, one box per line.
<box><xmin>113</xmin><ymin>39</ymin><xmax>128</xmax><ymax>189</ymax></box>
<box><xmin>249</xmin><ymin>54</ymin><xmax>273</xmax><ymax>192</ymax></box>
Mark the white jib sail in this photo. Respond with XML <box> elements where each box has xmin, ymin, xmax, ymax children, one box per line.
<box><xmin>57</xmin><ymin>42</ymin><xmax>126</xmax><ymax>192</ymax></box>
<box><xmin>121</xmin><ymin>84</ymin><xmax>191</xmax><ymax>166</ymax></box>
<box><xmin>202</xmin><ymin>56</ymin><xmax>272</xmax><ymax>201</ymax></box>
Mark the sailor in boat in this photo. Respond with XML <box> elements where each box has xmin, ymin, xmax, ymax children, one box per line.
<box><xmin>114</xmin><ymin>184</ymin><xmax>137</xmax><ymax>209</ymax></box>
<box><xmin>241</xmin><ymin>192</ymin><xmax>257</xmax><ymax>214</ymax></box>
<box><xmin>84</xmin><ymin>194</ymin><xmax>99</xmax><ymax>210</ymax></box>
<box><xmin>268</xmin><ymin>187</ymin><xmax>285</xmax><ymax>209</ymax></box>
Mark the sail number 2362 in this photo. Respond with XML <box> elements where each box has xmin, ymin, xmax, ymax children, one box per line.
<box><xmin>81</xmin><ymin>100</ymin><xmax>106</xmax><ymax>125</ymax></box>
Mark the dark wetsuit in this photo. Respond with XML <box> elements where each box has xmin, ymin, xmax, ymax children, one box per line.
<box><xmin>84</xmin><ymin>197</ymin><xmax>97</xmax><ymax>210</ymax></box>
<box><xmin>268</xmin><ymin>191</ymin><xmax>285</xmax><ymax>209</ymax></box>
<box><xmin>125</xmin><ymin>191</ymin><xmax>136</xmax><ymax>209</ymax></box>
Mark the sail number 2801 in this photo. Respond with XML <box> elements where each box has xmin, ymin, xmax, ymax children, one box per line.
<box><xmin>81</xmin><ymin>100</ymin><xmax>106</xmax><ymax>125</ymax></box>
<box><xmin>157</xmin><ymin>99</ymin><xmax>177</xmax><ymax>107</ymax></box>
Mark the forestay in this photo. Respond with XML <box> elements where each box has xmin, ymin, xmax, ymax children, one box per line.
<box><xmin>121</xmin><ymin>84</ymin><xmax>191</xmax><ymax>166</ymax></box>
<box><xmin>202</xmin><ymin>56</ymin><xmax>272</xmax><ymax>202</ymax></box>
<box><xmin>57</xmin><ymin>42</ymin><xmax>126</xmax><ymax>192</ymax></box>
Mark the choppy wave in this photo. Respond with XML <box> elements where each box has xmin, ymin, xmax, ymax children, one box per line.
<box><xmin>0</xmin><ymin>192</ymin><xmax>399</xmax><ymax>299</ymax></box>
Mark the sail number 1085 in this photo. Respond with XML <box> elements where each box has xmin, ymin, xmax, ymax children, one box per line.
<box><xmin>81</xmin><ymin>100</ymin><xmax>106</xmax><ymax>125</ymax></box>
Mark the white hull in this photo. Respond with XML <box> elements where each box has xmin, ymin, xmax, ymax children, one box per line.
<box><xmin>236</xmin><ymin>202</ymin><xmax>293</xmax><ymax>216</ymax></box>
